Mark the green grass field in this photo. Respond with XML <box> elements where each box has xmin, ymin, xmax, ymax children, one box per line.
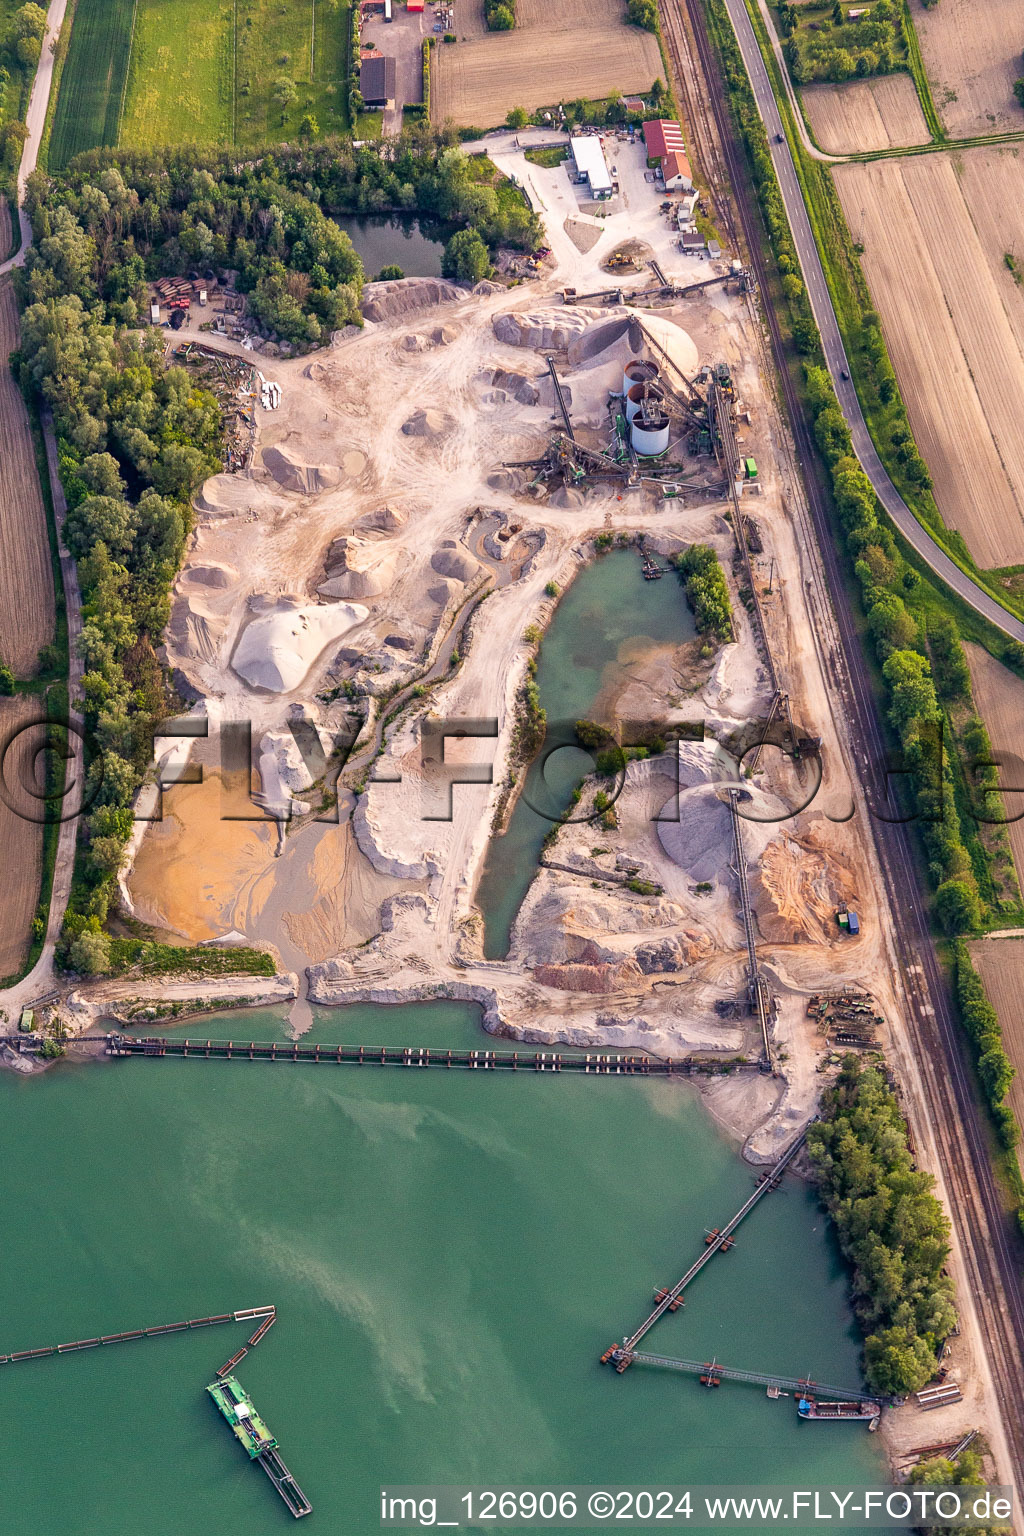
<box><xmin>119</xmin><ymin>0</ymin><xmax>233</xmax><ymax>146</ymax></box>
<box><xmin>49</xmin><ymin>0</ymin><xmax>136</xmax><ymax>168</ymax></box>
<box><xmin>50</xmin><ymin>0</ymin><xmax>351</xmax><ymax>159</ymax></box>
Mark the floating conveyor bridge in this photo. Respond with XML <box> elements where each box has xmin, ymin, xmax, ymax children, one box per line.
<box><xmin>609</xmin><ymin>1351</ymin><xmax>883</xmax><ymax>1407</ymax></box>
<box><xmin>613</xmin><ymin>1129</ymin><xmax>807</xmax><ymax>1356</ymax></box>
<box><xmin>105</xmin><ymin>1034</ymin><xmax>753</xmax><ymax>1076</ymax></box>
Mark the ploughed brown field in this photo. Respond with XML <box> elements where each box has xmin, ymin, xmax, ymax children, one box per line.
<box><xmin>802</xmin><ymin>74</ymin><xmax>928</xmax><ymax>155</ymax></box>
<box><xmin>970</xmin><ymin>939</ymin><xmax>1024</xmax><ymax>1180</ymax></box>
<box><xmin>913</xmin><ymin>0</ymin><xmax>1023</xmax><ymax>139</ymax></box>
<box><xmin>964</xmin><ymin>643</ymin><xmax>1024</xmax><ymax>883</ymax></box>
<box><xmin>0</xmin><ymin>696</ymin><xmax>44</xmax><ymax>979</ymax></box>
<box><xmin>0</xmin><ymin>276</ymin><xmax>54</xmax><ymax>676</ymax></box>
<box><xmin>432</xmin><ymin>0</ymin><xmax>661</xmax><ymax>129</ymax></box>
<box><xmin>835</xmin><ymin>147</ymin><xmax>1024</xmax><ymax>569</ymax></box>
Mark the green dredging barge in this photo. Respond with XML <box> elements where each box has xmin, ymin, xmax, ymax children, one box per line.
<box><xmin>207</xmin><ymin>1374</ymin><xmax>312</xmax><ymax>1518</ymax></box>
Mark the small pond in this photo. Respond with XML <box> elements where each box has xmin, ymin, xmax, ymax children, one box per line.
<box><xmin>334</xmin><ymin>214</ymin><xmax>446</xmax><ymax>278</ymax></box>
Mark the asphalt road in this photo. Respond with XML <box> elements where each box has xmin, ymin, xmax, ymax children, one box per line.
<box><xmin>721</xmin><ymin>0</ymin><xmax>1024</xmax><ymax>645</ymax></box>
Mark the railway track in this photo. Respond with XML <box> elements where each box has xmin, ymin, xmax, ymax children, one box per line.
<box><xmin>663</xmin><ymin>0</ymin><xmax>1024</xmax><ymax>1493</ymax></box>
<box><xmin>659</xmin><ymin>0</ymin><xmax>738</xmax><ymax>250</ymax></box>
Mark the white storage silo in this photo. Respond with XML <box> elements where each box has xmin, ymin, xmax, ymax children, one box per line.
<box><xmin>622</xmin><ymin>359</ymin><xmax>659</xmax><ymax>397</ymax></box>
<box><xmin>631</xmin><ymin>407</ymin><xmax>671</xmax><ymax>456</ymax></box>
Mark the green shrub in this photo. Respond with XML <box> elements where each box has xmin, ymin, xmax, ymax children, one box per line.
<box><xmin>670</xmin><ymin>544</ymin><xmax>733</xmax><ymax>640</ymax></box>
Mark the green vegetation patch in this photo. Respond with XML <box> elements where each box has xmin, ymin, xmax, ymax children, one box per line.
<box><xmin>776</xmin><ymin>0</ymin><xmax>906</xmax><ymax>83</ymax></box>
<box><xmin>106</xmin><ymin>939</ymin><xmax>277</xmax><ymax>977</ymax></box>
<box><xmin>808</xmin><ymin>1058</ymin><xmax>956</xmax><ymax>1396</ymax></box>
<box><xmin>669</xmin><ymin>544</ymin><xmax>734</xmax><ymax>642</ymax></box>
<box><xmin>49</xmin><ymin>0</ymin><xmax>135</xmax><ymax>169</ymax></box>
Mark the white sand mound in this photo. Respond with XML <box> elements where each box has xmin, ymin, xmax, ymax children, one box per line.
<box><xmin>361</xmin><ymin>277</ymin><xmax>463</xmax><ymax>323</ymax></box>
<box><xmin>636</xmin><ymin>312</ymin><xmax>699</xmax><ymax>380</ymax></box>
<box><xmin>183</xmin><ymin>562</ymin><xmax>238</xmax><ymax>590</ymax></box>
<box><xmin>492</xmin><ymin>307</ymin><xmax>623</xmax><ymax>353</ymax></box>
<box><xmin>358</xmin><ymin>503</ymin><xmax>407</xmax><ymax>532</ymax></box>
<box><xmin>263</xmin><ymin>442</ymin><xmax>343</xmax><ymax>494</ymax></box>
<box><xmin>194</xmin><ymin>474</ymin><xmax>267</xmax><ymax>516</ymax></box>
<box><xmin>232</xmin><ymin>595</ymin><xmax>368</xmax><ymax>692</ymax></box>
<box><xmin>430</xmin><ymin>543</ymin><xmax>483</xmax><ymax>584</ymax></box>
<box><xmin>319</xmin><ymin>536</ymin><xmax>398</xmax><ymax>599</ymax></box>
<box><xmin>657</xmin><ymin>782</ymin><xmax>784</xmax><ymax>884</ymax></box>
<box><xmin>402</xmin><ymin>407</ymin><xmax>450</xmax><ymax>438</ymax></box>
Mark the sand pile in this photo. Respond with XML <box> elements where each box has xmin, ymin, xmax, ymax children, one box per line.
<box><xmin>232</xmin><ymin>595</ymin><xmax>367</xmax><ymax>692</ymax></box>
<box><xmin>430</xmin><ymin>542</ymin><xmax>483</xmax><ymax>584</ymax></box>
<box><xmin>361</xmin><ymin>278</ymin><xmax>463</xmax><ymax>323</ymax></box>
<box><xmin>358</xmin><ymin>504</ymin><xmax>407</xmax><ymax>532</ymax></box>
<box><xmin>263</xmin><ymin>442</ymin><xmax>343</xmax><ymax>495</ymax></box>
<box><xmin>402</xmin><ymin>407</ymin><xmax>450</xmax><ymax>438</ymax></box>
<box><xmin>428</xmin><ymin>577</ymin><xmax>461</xmax><ymax>606</ymax></box>
<box><xmin>169</xmin><ymin>596</ymin><xmax>223</xmax><ymax>665</ymax></box>
<box><xmin>636</xmin><ymin>312</ymin><xmax>700</xmax><ymax>381</ymax></box>
<box><xmin>657</xmin><ymin>782</ymin><xmax>785</xmax><ymax>883</ymax></box>
<box><xmin>319</xmin><ymin>536</ymin><xmax>398</xmax><ymax>599</ymax></box>
<box><xmin>194</xmin><ymin>474</ymin><xmax>277</xmax><ymax>517</ymax></box>
<box><xmin>564</xmin><ymin>218</ymin><xmax>603</xmax><ymax>254</ymax></box>
<box><xmin>181</xmin><ymin>562</ymin><xmax>237</xmax><ymax>590</ymax></box>
<box><xmin>401</xmin><ymin>326</ymin><xmax>456</xmax><ymax>352</ymax></box>
<box><xmin>568</xmin><ymin>314</ymin><xmax>634</xmax><ymax>367</ymax></box>
<box><xmin>479</xmin><ymin>367</ymin><xmax>540</xmax><ymax>405</ymax></box>
<box><xmin>492</xmin><ymin>307</ymin><xmax>622</xmax><ymax>353</ymax></box>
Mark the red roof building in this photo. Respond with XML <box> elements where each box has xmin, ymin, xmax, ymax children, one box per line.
<box><xmin>661</xmin><ymin>150</ymin><xmax>693</xmax><ymax>188</ymax></box>
<box><xmin>642</xmin><ymin>119</ymin><xmax>687</xmax><ymax>160</ymax></box>
<box><xmin>407</xmin><ymin>0</ymin><xmax>424</xmax><ymax>9</ymax></box>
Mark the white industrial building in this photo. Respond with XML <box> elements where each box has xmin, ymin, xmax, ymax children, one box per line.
<box><xmin>569</xmin><ymin>135</ymin><xmax>613</xmax><ymax>200</ymax></box>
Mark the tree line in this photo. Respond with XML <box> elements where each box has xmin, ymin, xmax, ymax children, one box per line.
<box><xmin>669</xmin><ymin>544</ymin><xmax>734</xmax><ymax>642</ymax></box>
<box><xmin>808</xmin><ymin>1058</ymin><xmax>957</xmax><ymax>1395</ymax></box>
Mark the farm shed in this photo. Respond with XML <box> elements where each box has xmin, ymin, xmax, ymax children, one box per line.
<box><xmin>569</xmin><ymin>135</ymin><xmax>613</xmax><ymax>199</ymax></box>
<box><xmin>642</xmin><ymin>119</ymin><xmax>686</xmax><ymax>161</ymax></box>
<box><xmin>360</xmin><ymin>54</ymin><xmax>397</xmax><ymax>106</ymax></box>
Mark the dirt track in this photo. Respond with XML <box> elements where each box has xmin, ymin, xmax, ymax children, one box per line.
<box><xmin>835</xmin><ymin>149</ymin><xmax>1024</xmax><ymax>568</ymax></box>
<box><xmin>913</xmin><ymin>0</ymin><xmax>1023</xmax><ymax>138</ymax></box>
<box><xmin>802</xmin><ymin>75</ymin><xmax>927</xmax><ymax>155</ymax></box>
<box><xmin>432</xmin><ymin>0</ymin><xmax>660</xmax><ymax>128</ymax></box>
<box><xmin>0</xmin><ymin>274</ymin><xmax>54</xmax><ymax>674</ymax></box>
<box><xmin>0</xmin><ymin>695</ymin><xmax>43</xmax><ymax>979</ymax></box>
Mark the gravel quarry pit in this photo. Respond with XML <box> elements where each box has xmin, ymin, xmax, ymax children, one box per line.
<box><xmin>129</xmin><ymin>149</ymin><xmax>899</xmax><ymax>1159</ymax></box>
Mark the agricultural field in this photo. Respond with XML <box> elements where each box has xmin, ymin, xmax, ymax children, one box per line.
<box><xmin>52</xmin><ymin>0</ymin><xmax>352</xmax><ymax>157</ymax></box>
<box><xmin>969</xmin><ymin>938</ymin><xmax>1024</xmax><ymax>1178</ymax></box>
<box><xmin>964</xmin><ymin>644</ymin><xmax>1024</xmax><ymax>883</ymax></box>
<box><xmin>0</xmin><ymin>696</ymin><xmax>44</xmax><ymax>981</ymax></box>
<box><xmin>432</xmin><ymin>0</ymin><xmax>660</xmax><ymax>129</ymax></box>
<box><xmin>120</xmin><ymin>0</ymin><xmax>234</xmax><ymax>148</ymax></box>
<box><xmin>912</xmin><ymin>0</ymin><xmax>1023</xmax><ymax>139</ymax></box>
<box><xmin>48</xmin><ymin>0</ymin><xmax>135</xmax><ymax>168</ymax></box>
<box><xmin>834</xmin><ymin>147</ymin><xmax>1024</xmax><ymax>569</ymax></box>
<box><xmin>0</xmin><ymin>280</ymin><xmax>54</xmax><ymax>677</ymax></box>
<box><xmin>802</xmin><ymin>74</ymin><xmax>928</xmax><ymax>154</ymax></box>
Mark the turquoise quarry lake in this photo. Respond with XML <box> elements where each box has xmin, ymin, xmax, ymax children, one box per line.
<box><xmin>0</xmin><ymin>1000</ymin><xmax>887</xmax><ymax>1534</ymax></box>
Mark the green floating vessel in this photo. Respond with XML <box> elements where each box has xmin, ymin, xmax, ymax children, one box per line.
<box><xmin>207</xmin><ymin>1374</ymin><xmax>312</xmax><ymax>1517</ymax></box>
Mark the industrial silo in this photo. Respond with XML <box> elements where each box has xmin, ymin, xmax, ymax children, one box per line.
<box><xmin>631</xmin><ymin>401</ymin><xmax>671</xmax><ymax>456</ymax></box>
<box><xmin>625</xmin><ymin>381</ymin><xmax>665</xmax><ymax>423</ymax></box>
<box><xmin>622</xmin><ymin>359</ymin><xmax>659</xmax><ymax>397</ymax></box>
